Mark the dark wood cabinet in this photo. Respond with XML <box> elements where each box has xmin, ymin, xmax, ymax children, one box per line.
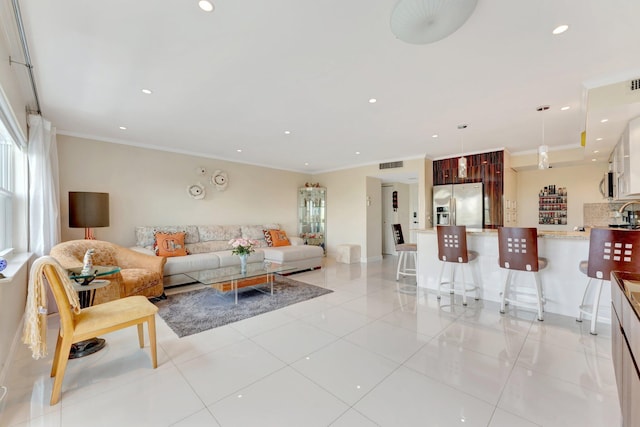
<box><xmin>611</xmin><ymin>271</ymin><xmax>640</xmax><ymax>427</ymax></box>
<box><xmin>433</xmin><ymin>150</ymin><xmax>504</xmax><ymax>228</ymax></box>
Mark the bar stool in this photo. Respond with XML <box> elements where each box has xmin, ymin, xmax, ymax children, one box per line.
<box><xmin>436</xmin><ymin>225</ymin><xmax>479</xmax><ymax>306</ymax></box>
<box><xmin>392</xmin><ymin>224</ymin><xmax>417</xmax><ymax>281</ymax></box>
<box><xmin>497</xmin><ymin>227</ymin><xmax>547</xmax><ymax>321</ymax></box>
<box><xmin>577</xmin><ymin>228</ymin><xmax>640</xmax><ymax>335</ymax></box>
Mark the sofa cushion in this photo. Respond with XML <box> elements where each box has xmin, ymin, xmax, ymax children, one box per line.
<box><xmin>215</xmin><ymin>250</ymin><xmax>265</xmax><ymax>267</ymax></box>
<box><xmin>163</xmin><ymin>252</ymin><xmax>220</xmax><ymax>275</ymax></box>
<box><xmin>260</xmin><ymin>245</ymin><xmax>323</xmax><ymax>263</ymax></box>
<box><xmin>264</xmin><ymin>229</ymin><xmax>290</xmax><ymax>247</ymax></box>
<box><xmin>186</xmin><ymin>240</ymin><xmax>233</xmax><ymax>254</ymax></box>
<box><xmin>198</xmin><ymin>225</ymin><xmax>241</xmax><ymax>242</ymax></box>
<box><xmin>136</xmin><ymin>225</ymin><xmax>199</xmax><ymax>248</ymax></box>
<box><xmin>242</xmin><ymin>224</ymin><xmax>279</xmax><ymax>248</ymax></box>
<box><xmin>154</xmin><ymin>232</ymin><xmax>188</xmax><ymax>257</ymax></box>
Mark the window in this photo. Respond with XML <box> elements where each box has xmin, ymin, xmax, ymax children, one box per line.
<box><xmin>0</xmin><ymin>127</ymin><xmax>15</xmax><ymax>251</ymax></box>
<box><xmin>0</xmin><ymin>83</ymin><xmax>27</xmax><ymax>254</ymax></box>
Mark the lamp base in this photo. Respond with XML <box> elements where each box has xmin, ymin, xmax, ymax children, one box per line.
<box><xmin>84</xmin><ymin>228</ymin><xmax>96</xmax><ymax>240</ymax></box>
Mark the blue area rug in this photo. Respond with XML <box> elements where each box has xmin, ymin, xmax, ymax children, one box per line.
<box><xmin>155</xmin><ymin>275</ymin><xmax>332</xmax><ymax>337</ymax></box>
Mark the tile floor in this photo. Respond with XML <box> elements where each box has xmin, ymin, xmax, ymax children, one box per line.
<box><xmin>0</xmin><ymin>256</ymin><xmax>620</xmax><ymax>426</ymax></box>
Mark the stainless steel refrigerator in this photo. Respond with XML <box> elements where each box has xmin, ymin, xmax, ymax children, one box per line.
<box><xmin>433</xmin><ymin>183</ymin><xmax>484</xmax><ymax>229</ymax></box>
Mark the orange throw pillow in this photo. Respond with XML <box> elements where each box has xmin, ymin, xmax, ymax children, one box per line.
<box><xmin>267</xmin><ymin>229</ymin><xmax>290</xmax><ymax>247</ymax></box>
<box><xmin>154</xmin><ymin>232</ymin><xmax>188</xmax><ymax>257</ymax></box>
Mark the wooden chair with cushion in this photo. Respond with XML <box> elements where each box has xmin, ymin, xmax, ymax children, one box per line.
<box><xmin>577</xmin><ymin>228</ymin><xmax>640</xmax><ymax>334</ymax></box>
<box><xmin>436</xmin><ymin>225</ymin><xmax>479</xmax><ymax>306</ymax></box>
<box><xmin>37</xmin><ymin>258</ymin><xmax>158</xmax><ymax>405</ymax></box>
<box><xmin>50</xmin><ymin>240</ymin><xmax>166</xmax><ymax>304</ymax></box>
<box><xmin>497</xmin><ymin>227</ymin><xmax>547</xmax><ymax>321</ymax></box>
<box><xmin>392</xmin><ymin>224</ymin><xmax>417</xmax><ymax>281</ymax></box>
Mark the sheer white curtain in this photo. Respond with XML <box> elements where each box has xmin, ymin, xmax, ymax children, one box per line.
<box><xmin>28</xmin><ymin>114</ymin><xmax>60</xmax><ymax>256</ymax></box>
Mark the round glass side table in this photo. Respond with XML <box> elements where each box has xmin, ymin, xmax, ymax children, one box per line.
<box><xmin>66</xmin><ymin>265</ymin><xmax>121</xmax><ymax>358</ymax></box>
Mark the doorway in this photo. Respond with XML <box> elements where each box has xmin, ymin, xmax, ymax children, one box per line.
<box><xmin>382</xmin><ymin>186</ymin><xmax>396</xmax><ymax>255</ymax></box>
<box><xmin>382</xmin><ymin>183</ymin><xmax>416</xmax><ymax>254</ymax></box>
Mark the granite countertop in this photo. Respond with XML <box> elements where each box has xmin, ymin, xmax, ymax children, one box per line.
<box><xmin>612</xmin><ymin>271</ymin><xmax>640</xmax><ymax>321</ymax></box>
<box><xmin>416</xmin><ymin>228</ymin><xmax>590</xmax><ymax>240</ymax></box>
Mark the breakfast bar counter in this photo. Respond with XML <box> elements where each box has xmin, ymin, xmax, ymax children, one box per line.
<box><xmin>416</xmin><ymin>228</ymin><xmax>599</xmax><ymax>319</ymax></box>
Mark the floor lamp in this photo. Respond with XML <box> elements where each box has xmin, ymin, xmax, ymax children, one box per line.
<box><xmin>69</xmin><ymin>192</ymin><xmax>110</xmax><ymax>240</ymax></box>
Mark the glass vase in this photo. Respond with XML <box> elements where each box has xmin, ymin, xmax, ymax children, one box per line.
<box><xmin>239</xmin><ymin>254</ymin><xmax>248</xmax><ymax>274</ymax></box>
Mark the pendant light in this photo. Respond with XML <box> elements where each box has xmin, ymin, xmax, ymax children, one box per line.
<box><xmin>537</xmin><ymin>105</ymin><xmax>550</xmax><ymax>170</ymax></box>
<box><xmin>458</xmin><ymin>124</ymin><xmax>468</xmax><ymax>178</ymax></box>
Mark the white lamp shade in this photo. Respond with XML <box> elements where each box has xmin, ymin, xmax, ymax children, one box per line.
<box><xmin>390</xmin><ymin>0</ymin><xmax>479</xmax><ymax>44</ymax></box>
<box><xmin>538</xmin><ymin>145</ymin><xmax>549</xmax><ymax>170</ymax></box>
<box><xmin>458</xmin><ymin>156</ymin><xmax>468</xmax><ymax>178</ymax></box>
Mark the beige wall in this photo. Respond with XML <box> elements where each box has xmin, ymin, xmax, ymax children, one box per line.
<box><xmin>57</xmin><ymin>135</ymin><xmax>312</xmax><ymax>246</ymax></box>
<box><xmin>516</xmin><ymin>163</ymin><xmax>608</xmax><ymax>230</ymax></box>
<box><xmin>366</xmin><ymin>177</ymin><xmax>382</xmax><ymax>261</ymax></box>
<box><xmin>0</xmin><ymin>25</ymin><xmax>30</xmax><ymax>387</ymax></box>
<box><xmin>314</xmin><ymin>158</ymin><xmax>426</xmax><ymax>260</ymax></box>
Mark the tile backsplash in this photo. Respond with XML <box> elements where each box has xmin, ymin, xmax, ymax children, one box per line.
<box><xmin>583</xmin><ymin>202</ymin><xmax>626</xmax><ymax>227</ymax></box>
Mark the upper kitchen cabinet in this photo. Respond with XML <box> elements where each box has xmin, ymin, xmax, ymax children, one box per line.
<box><xmin>586</xmin><ymin>79</ymin><xmax>640</xmax><ymax>200</ymax></box>
<box><xmin>433</xmin><ymin>150</ymin><xmax>506</xmax><ymax>228</ymax></box>
<box><xmin>617</xmin><ymin>117</ymin><xmax>640</xmax><ymax>198</ymax></box>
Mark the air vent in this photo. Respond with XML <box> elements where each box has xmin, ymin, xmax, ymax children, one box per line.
<box><xmin>379</xmin><ymin>161</ymin><xmax>404</xmax><ymax>170</ymax></box>
<box><xmin>631</xmin><ymin>79</ymin><xmax>640</xmax><ymax>91</ymax></box>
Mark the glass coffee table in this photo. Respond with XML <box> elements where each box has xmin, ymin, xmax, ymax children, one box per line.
<box><xmin>184</xmin><ymin>263</ymin><xmax>296</xmax><ymax>304</ymax></box>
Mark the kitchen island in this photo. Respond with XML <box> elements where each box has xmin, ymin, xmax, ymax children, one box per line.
<box><xmin>416</xmin><ymin>228</ymin><xmax>600</xmax><ymax>320</ymax></box>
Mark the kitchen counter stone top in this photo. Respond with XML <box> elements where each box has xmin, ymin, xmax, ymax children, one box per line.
<box><xmin>416</xmin><ymin>228</ymin><xmax>590</xmax><ymax>239</ymax></box>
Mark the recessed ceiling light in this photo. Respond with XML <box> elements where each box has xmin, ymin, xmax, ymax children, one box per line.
<box><xmin>198</xmin><ymin>0</ymin><xmax>214</xmax><ymax>12</ymax></box>
<box><xmin>593</xmin><ymin>150</ymin><xmax>600</xmax><ymax>154</ymax></box>
<box><xmin>596</xmin><ymin>137</ymin><xmax>603</xmax><ymax>141</ymax></box>
<box><xmin>236</xmin><ymin>149</ymin><xmax>242</xmax><ymax>153</ymax></box>
<box><xmin>560</xmin><ymin>106</ymin><xmax>570</xmax><ymax>111</ymax></box>
<box><xmin>355</xmin><ymin>151</ymin><xmax>360</xmax><ymax>155</ymax></box>
<box><xmin>432</xmin><ymin>134</ymin><xmax>439</xmax><ymax>138</ymax></box>
<box><xmin>119</xmin><ymin>126</ymin><xmax>127</xmax><ymax>130</ymax></box>
<box><xmin>368</xmin><ymin>98</ymin><xmax>377</xmax><ymax>104</ymax></box>
<box><xmin>141</xmin><ymin>89</ymin><xmax>152</xmax><ymax>94</ymax></box>
<box><xmin>284</xmin><ymin>130</ymin><xmax>291</xmax><ymax>135</ymax></box>
<box><xmin>552</xmin><ymin>24</ymin><xmax>569</xmax><ymax>35</ymax></box>
<box><xmin>592</xmin><ymin>158</ymin><xmax>597</xmax><ymax>162</ymax></box>
<box><xmin>304</xmin><ymin>162</ymin><xmax>309</xmax><ymax>166</ymax></box>
<box><xmin>600</xmin><ymin>118</ymin><xmax>609</xmax><ymax>123</ymax></box>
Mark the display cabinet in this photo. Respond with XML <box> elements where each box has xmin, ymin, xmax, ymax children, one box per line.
<box><xmin>538</xmin><ymin>185</ymin><xmax>567</xmax><ymax>225</ymax></box>
<box><xmin>298</xmin><ymin>187</ymin><xmax>326</xmax><ymax>252</ymax></box>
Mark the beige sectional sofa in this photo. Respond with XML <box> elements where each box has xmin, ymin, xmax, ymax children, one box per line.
<box><xmin>131</xmin><ymin>224</ymin><xmax>324</xmax><ymax>288</ymax></box>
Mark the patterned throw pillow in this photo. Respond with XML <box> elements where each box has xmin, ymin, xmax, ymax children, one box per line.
<box><xmin>154</xmin><ymin>231</ymin><xmax>188</xmax><ymax>257</ymax></box>
<box><xmin>264</xmin><ymin>229</ymin><xmax>290</xmax><ymax>247</ymax></box>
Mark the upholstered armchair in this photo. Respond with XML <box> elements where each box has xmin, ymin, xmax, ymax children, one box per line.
<box><xmin>50</xmin><ymin>240</ymin><xmax>166</xmax><ymax>304</ymax></box>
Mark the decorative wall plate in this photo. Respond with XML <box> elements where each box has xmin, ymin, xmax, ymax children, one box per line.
<box><xmin>211</xmin><ymin>170</ymin><xmax>228</xmax><ymax>191</ymax></box>
<box><xmin>187</xmin><ymin>183</ymin><xmax>206</xmax><ymax>199</ymax></box>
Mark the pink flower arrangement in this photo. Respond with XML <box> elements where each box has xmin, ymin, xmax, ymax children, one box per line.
<box><xmin>229</xmin><ymin>238</ymin><xmax>259</xmax><ymax>256</ymax></box>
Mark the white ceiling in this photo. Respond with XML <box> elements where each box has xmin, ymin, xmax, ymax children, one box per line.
<box><xmin>12</xmin><ymin>0</ymin><xmax>640</xmax><ymax>173</ymax></box>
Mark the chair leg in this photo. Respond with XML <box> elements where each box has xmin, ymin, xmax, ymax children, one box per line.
<box><xmin>533</xmin><ymin>272</ymin><xmax>544</xmax><ymax>321</ymax></box>
<box><xmin>437</xmin><ymin>261</ymin><xmax>446</xmax><ymax>300</ymax></box>
<box><xmin>412</xmin><ymin>251</ymin><xmax>418</xmax><ymax>277</ymax></box>
<box><xmin>148</xmin><ymin>316</ymin><xmax>158</xmax><ymax>369</ymax></box>
<box><xmin>577</xmin><ymin>278</ymin><xmax>592</xmax><ymax>323</ymax></box>
<box><xmin>50</xmin><ymin>333</ymin><xmax>64</xmax><ymax>378</ymax></box>
<box><xmin>137</xmin><ymin>323</ymin><xmax>144</xmax><ymax>348</ymax></box>
<box><xmin>50</xmin><ymin>337</ymin><xmax>73</xmax><ymax>405</ymax></box>
<box><xmin>590</xmin><ymin>280</ymin><xmax>604</xmax><ymax>335</ymax></box>
<box><xmin>396</xmin><ymin>252</ymin><xmax>404</xmax><ymax>281</ymax></box>
<box><xmin>500</xmin><ymin>271</ymin><xmax>512</xmax><ymax>314</ymax></box>
<box><xmin>461</xmin><ymin>264</ymin><xmax>467</xmax><ymax>306</ymax></box>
